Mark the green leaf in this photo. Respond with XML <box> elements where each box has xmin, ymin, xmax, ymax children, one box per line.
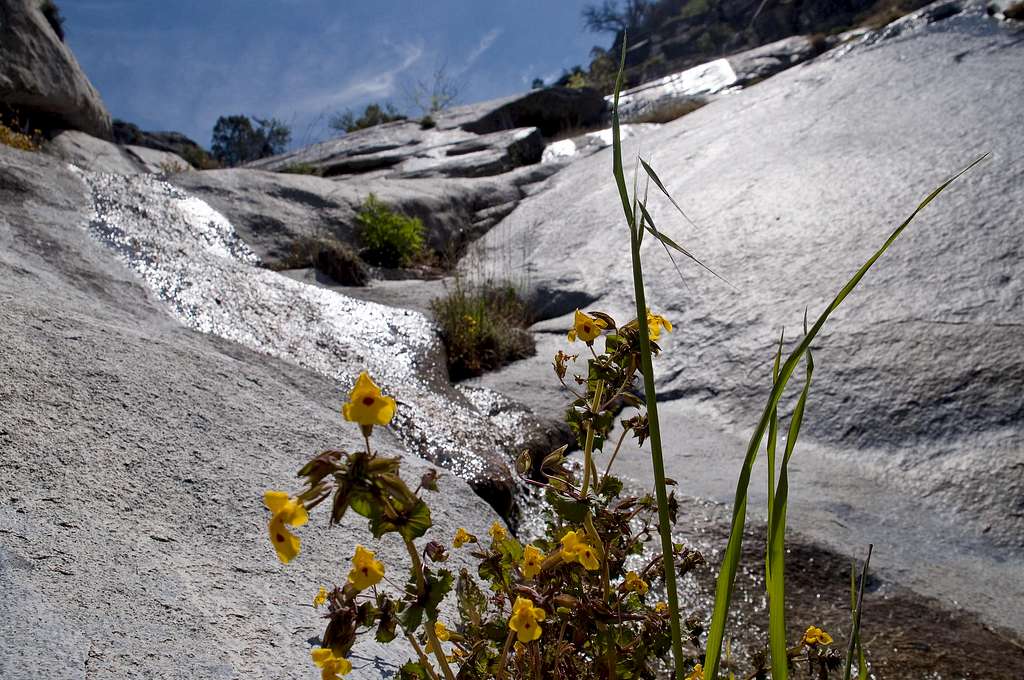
<box><xmin>457</xmin><ymin>567</ymin><xmax>488</xmax><ymax>629</ymax></box>
<box><xmin>375</xmin><ymin>596</ymin><xmax>399</xmax><ymax>643</ymax></box>
<box><xmin>545</xmin><ymin>487</ymin><xmax>589</xmax><ymax>524</ymax></box>
<box><xmin>702</xmin><ymin>154</ymin><xmax>988</xmax><ymax>679</ymax></box>
<box><xmin>424</xmin><ymin>568</ymin><xmax>455</xmax><ymax>619</ymax></box>
<box><xmin>398</xmin><ymin>661</ymin><xmax>430</xmax><ymax>679</ymax></box>
<box><xmin>767</xmin><ymin>340</ymin><xmax>813</xmax><ymax>680</ymax></box>
<box><xmin>369</xmin><ymin>497</ymin><xmax>433</xmax><ymax>540</ymax></box>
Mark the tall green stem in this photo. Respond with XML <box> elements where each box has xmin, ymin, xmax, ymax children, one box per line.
<box><xmin>629</xmin><ymin>228</ymin><xmax>686</xmax><ymax>678</ymax></box>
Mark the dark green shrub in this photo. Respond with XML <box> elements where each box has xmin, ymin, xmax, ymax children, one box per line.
<box><xmin>279</xmin><ymin>162</ymin><xmax>320</xmax><ymax>176</ymax></box>
<box><xmin>356</xmin><ymin>194</ymin><xmax>424</xmax><ymax>268</ymax></box>
<box><xmin>270</xmin><ymin>236</ymin><xmax>369</xmax><ymax>286</ymax></box>
<box><xmin>210</xmin><ymin>115</ymin><xmax>290</xmax><ymax>167</ymax></box>
<box><xmin>328</xmin><ymin>103</ymin><xmax>405</xmax><ymax>134</ymax></box>
<box><xmin>429</xmin><ymin>279</ymin><xmax>535</xmax><ymax>380</ymax></box>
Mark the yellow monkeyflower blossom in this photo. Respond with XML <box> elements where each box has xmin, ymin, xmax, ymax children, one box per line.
<box><xmin>453</xmin><ymin>527</ymin><xmax>476</xmax><ymax>548</ymax></box>
<box><xmin>801</xmin><ymin>625</ymin><xmax>834</xmax><ymax>646</ymax></box>
<box><xmin>313</xmin><ymin>586</ymin><xmax>328</xmax><ymax>608</ymax></box>
<box><xmin>489</xmin><ymin>520</ymin><xmax>507</xmax><ymax>541</ymax></box>
<box><xmin>647</xmin><ymin>310</ymin><xmax>673</xmax><ymax>341</ymax></box>
<box><xmin>263</xmin><ymin>490</ymin><xmax>309</xmax><ymax>563</ymax></box>
<box><xmin>311</xmin><ymin>647</ymin><xmax>352</xmax><ymax>679</ymax></box>
<box><xmin>567</xmin><ymin>309</ymin><xmax>606</xmax><ymax>343</ymax></box>
<box><xmin>342</xmin><ymin>371</ymin><xmax>396</xmax><ymax>428</ymax></box>
<box><xmin>624</xmin><ymin>571</ymin><xmax>649</xmax><ymax>595</ymax></box>
<box><xmin>521</xmin><ymin>544</ymin><xmax>543</xmax><ymax>579</ymax></box>
<box><xmin>347</xmin><ymin>545</ymin><xmax>385</xmax><ymax>591</ymax></box>
<box><xmin>655</xmin><ymin>601</ymin><xmax>669</xmax><ymax>614</ymax></box>
<box><xmin>685</xmin><ymin>663</ymin><xmax>704</xmax><ymax>680</ymax></box>
<box><xmin>425</xmin><ymin>621</ymin><xmax>452</xmax><ymax>654</ymax></box>
<box><xmin>508</xmin><ymin>596</ymin><xmax>546</xmax><ymax>643</ymax></box>
<box><xmin>560</xmin><ymin>529</ymin><xmax>601</xmax><ymax>571</ymax></box>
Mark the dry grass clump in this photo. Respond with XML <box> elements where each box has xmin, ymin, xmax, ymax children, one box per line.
<box><xmin>430</xmin><ymin>278</ymin><xmax>535</xmax><ymax>380</ymax></box>
<box><xmin>0</xmin><ymin>120</ymin><xmax>41</xmax><ymax>152</ymax></box>
<box><xmin>270</xmin><ymin>235</ymin><xmax>369</xmax><ymax>286</ymax></box>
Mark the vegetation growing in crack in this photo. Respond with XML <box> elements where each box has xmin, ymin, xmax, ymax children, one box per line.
<box><xmin>430</xmin><ymin>278</ymin><xmax>535</xmax><ymax>381</ymax></box>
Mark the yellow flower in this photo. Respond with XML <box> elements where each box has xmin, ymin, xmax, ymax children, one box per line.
<box><xmin>425</xmin><ymin>621</ymin><xmax>452</xmax><ymax>654</ymax></box>
<box><xmin>567</xmin><ymin>309</ymin><xmax>606</xmax><ymax>343</ymax></box>
<box><xmin>655</xmin><ymin>601</ymin><xmax>669</xmax><ymax>614</ymax></box>
<box><xmin>685</xmin><ymin>663</ymin><xmax>704</xmax><ymax>680</ymax></box>
<box><xmin>801</xmin><ymin>625</ymin><xmax>833</xmax><ymax>646</ymax></box>
<box><xmin>521</xmin><ymin>544</ymin><xmax>543</xmax><ymax>579</ymax></box>
<box><xmin>347</xmin><ymin>545</ymin><xmax>385</xmax><ymax>591</ymax></box>
<box><xmin>489</xmin><ymin>521</ymin><xmax>507</xmax><ymax>542</ymax></box>
<box><xmin>647</xmin><ymin>310</ymin><xmax>673</xmax><ymax>341</ymax></box>
<box><xmin>263</xmin><ymin>490</ymin><xmax>309</xmax><ymax>564</ymax></box>
<box><xmin>624</xmin><ymin>571</ymin><xmax>649</xmax><ymax>595</ymax></box>
<box><xmin>560</xmin><ymin>529</ymin><xmax>600</xmax><ymax>571</ymax></box>
<box><xmin>311</xmin><ymin>647</ymin><xmax>352</xmax><ymax>679</ymax></box>
<box><xmin>453</xmin><ymin>527</ymin><xmax>476</xmax><ymax>548</ymax></box>
<box><xmin>341</xmin><ymin>371</ymin><xmax>396</xmax><ymax>428</ymax></box>
<box><xmin>508</xmin><ymin>596</ymin><xmax>546</xmax><ymax>643</ymax></box>
<box><xmin>313</xmin><ymin>586</ymin><xmax>328</xmax><ymax>608</ymax></box>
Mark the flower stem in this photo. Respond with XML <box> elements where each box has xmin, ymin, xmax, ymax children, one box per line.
<box><xmin>406</xmin><ymin>632</ymin><xmax>441</xmax><ymax>680</ymax></box>
<box><xmin>580</xmin><ymin>379</ymin><xmax>605</xmax><ymax>497</ymax></box>
<box><xmin>403</xmin><ymin>536</ymin><xmax>457</xmax><ymax>680</ymax></box>
<box><xmin>628</xmin><ymin>227</ymin><xmax>686</xmax><ymax>678</ymax></box>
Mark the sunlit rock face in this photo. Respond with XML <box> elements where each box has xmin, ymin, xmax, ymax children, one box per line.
<box><xmin>72</xmin><ymin>169</ymin><xmax>560</xmax><ymax>514</ymax></box>
<box><xmin>0</xmin><ymin>147</ymin><xmax>509</xmax><ymax>678</ymax></box>
<box><xmin>474</xmin><ymin>0</ymin><xmax>1024</xmax><ymax>546</ymax></box>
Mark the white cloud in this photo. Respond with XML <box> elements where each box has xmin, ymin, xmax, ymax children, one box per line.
<box><xmin>290</xmin><ymin>42</ymin><xmax>424</xmax><ymax>114</ymax></box>
<box><xmin>461</xmin><ymin>28</ymin><xmax>502</xmax><ymax>72</ymax></box>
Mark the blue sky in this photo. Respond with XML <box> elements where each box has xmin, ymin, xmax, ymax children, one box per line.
<box><xmin>61</xmin><ymin>0</ymin><xmax>603</xmax><ymax>148</ymax></box>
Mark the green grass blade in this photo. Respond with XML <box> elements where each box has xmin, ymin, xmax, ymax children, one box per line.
<box><xmin>767</xmin><ymin>344</ymin><xmax>813</xmax><ymax>680</ymax></box>
<box><xmin>702</xmin><ymin>154</ymin><xmax>987</xmax><ymax>679</ymax></box>
<box><xmin>611</xmin><ymin>35</ymin><xmax>635</xmax><ymax>231</ymax></box>
<box><xmin>611</xmin><ymin>36</ymin><xmax>688</xmax><ymax>679</ymax></box>
<box><xmin>635</xmin><ymin>198</ymin><xmax>729</xmax><ymax>285</ymax></box>
<box><xmin>765</xmin><ymin>330</ymin><xmax>783</xmax><ymax>582</ymax></box>
<box><xmin>843</xmin><ymin>545</ymin><xmax>873</xmax><ymax>680</ymax></box>
<box><xmin>640</xmin><ymin>157</ymin><xmax>700</xmax><ymax>231</ymax></box>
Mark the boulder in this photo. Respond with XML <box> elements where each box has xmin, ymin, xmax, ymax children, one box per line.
<box><xmin>44</xmin><ymin>129</ymin><xmax>189</xmax><ymax>175</ymax></box>
<box><xmin>248</xmin><ymin>120</ymin><xmax>544</xmax><ymax>179</ymax></box>
<box><xmin>474</xmin><ymin>1</ymin><xmax>1024</xmax><ymax>549</ymax></box>
<box><xmin>0</xmin><ymin>143</ymin><xmax>511</xmax><ymax>677</ymax></box>
<box><xmin>0</xmin><ymin>0</ymin><xmax>112</xmax><ymax>139</ymax></box>
<box><xmin>436</xmin><ymin>86</ymin><xmax>608</xmax><ymax>136</ymax></box>
<box><xmin>112</xmin><ymin>119</ymin><xmax>211</xmax><ymax>168</ymax></box>
<box><xmin>171</xmin><ymin>163</ymin><xmax>560</xmax><ymax>265</ymax></box>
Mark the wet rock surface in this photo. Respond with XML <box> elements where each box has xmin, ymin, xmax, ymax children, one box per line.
<box><xmin>0</xmin><ymin>0</ymin><xmax>112</xmax><ymax>138</ymax></box>
<box><xmin>0</xmin><ymin>145</ymin><xmax>520</xmax><ymax>678</ymax></box>
<box><xmin>471</xmin><ymin>0</ymin><xmax>1024</xmax><ymax>635</ymax></box>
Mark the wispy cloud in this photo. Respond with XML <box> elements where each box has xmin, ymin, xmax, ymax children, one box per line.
<box><xmin>462</xmin><ymin>28</ymin><xmax>502</xmax><ymax>71</ymax></box>
<box><xmin>290</xmin><ymin>42</ymin><xmax>424</xmax><ymax>114</ymax></box>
